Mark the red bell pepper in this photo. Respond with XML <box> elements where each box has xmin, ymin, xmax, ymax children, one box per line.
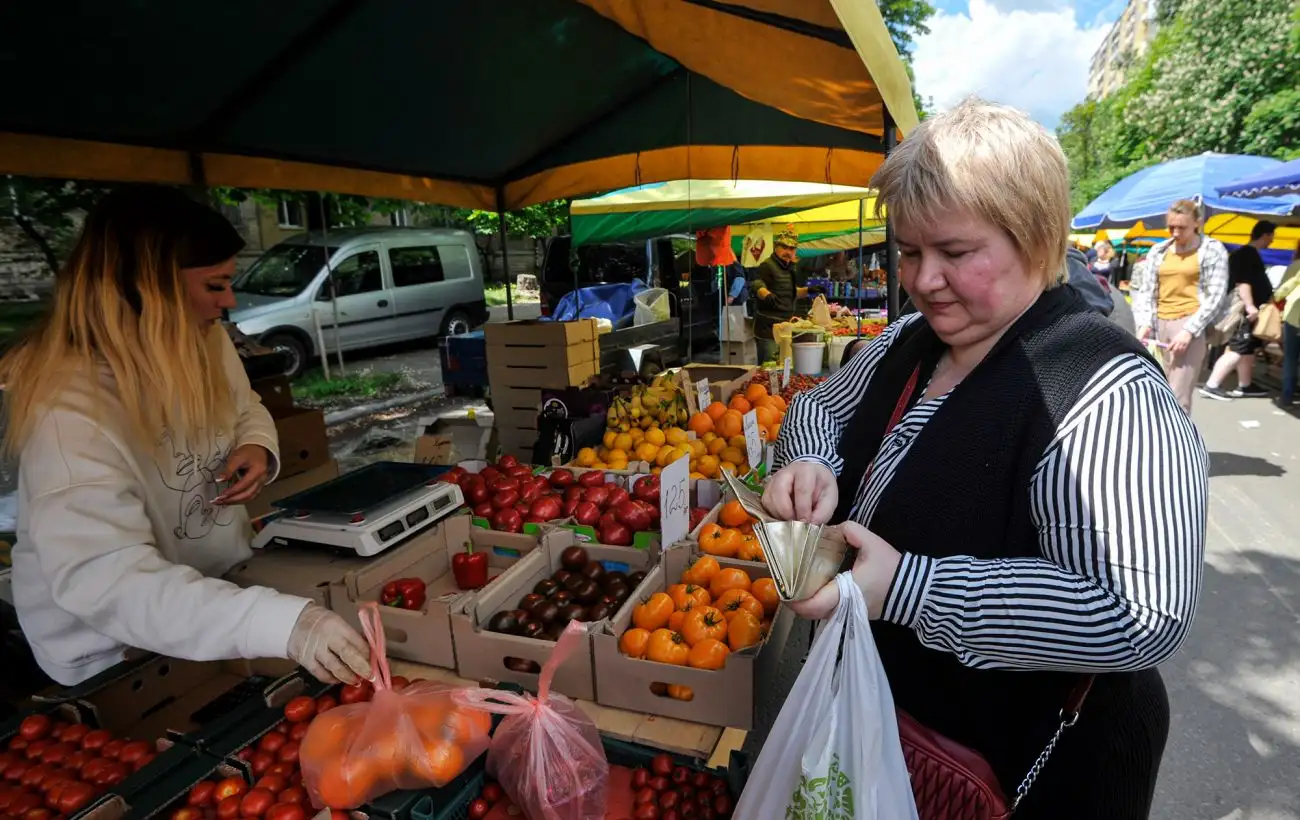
<box><xmin>380</xmin><ymin>577</ymin><xmax>426</xmax><ymax>610</ymax></box>
<box><xmin>451</xmin><ymin>542</ymin><xmax>489</xmax><ymax>590</ymax></box>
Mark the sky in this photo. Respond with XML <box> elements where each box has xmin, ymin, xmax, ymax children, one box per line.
<box><xmin>910</xmin><ymin>0</ymin><xmax>1125</xmax><ymax>130</ymax></box>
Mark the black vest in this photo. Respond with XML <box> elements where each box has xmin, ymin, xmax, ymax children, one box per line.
<box><xmin>832</xmin><ymin>285</ymin><xmax>1156</xmax><ymax>788</ymax></box>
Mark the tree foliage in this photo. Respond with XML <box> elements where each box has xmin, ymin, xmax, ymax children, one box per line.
<box><xmin>1057</xmin><ymin>0</ymin><xmax>1300</xmax><ymax>214</ymax></box>
<box><xmin>1</xmin><ymin>177</ymin><xmax>108</xmax><ymax>273</ymax></box>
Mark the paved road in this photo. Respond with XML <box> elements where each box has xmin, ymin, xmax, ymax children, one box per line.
<box><xmin>742</xmin><ymin>395</ymin><xmax>1300</xmax><ymax>820</ymax></box>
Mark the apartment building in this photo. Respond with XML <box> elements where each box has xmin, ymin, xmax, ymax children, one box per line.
<box><xmin>1087</xmin><ymin>0</ymin><xmax>1159</xmax><ymax>99</ymax></box>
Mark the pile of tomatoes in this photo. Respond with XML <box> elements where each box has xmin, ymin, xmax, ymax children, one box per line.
<box><xmin>616</xmin><ymin>556</ymin><xmax>780</xmax><ymax>701</ymax></box>
<box><xmin>0</xmin><ymin>712</ymin><xmax>158</xmax><ymax>819</ymax></box>
<box><xmin>621</xmin><ymin>753</ymin><xmax>734</xmax><ymax>820</ymax></box>
<box><xmin>696</xmin><ymin>502</ymin><xmax>765</xmax><ymax>563</ymax></box>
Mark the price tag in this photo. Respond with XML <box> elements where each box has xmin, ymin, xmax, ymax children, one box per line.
<box><xmin>768</xmin><ymin>367</ymin><xmax>782</xmax><ymax>394</ymax></box>
<box><xmin>695</xmin><ymin>378</ymin><xmax>711</xmax><ymax>413</ymax></box>
<box><xmin>742</xmin><ymin>409</ymin><xmax>763</xmax><ymax>471</ymax></box>
<box><xmin>782</xmin><ymin>356</ymin><xmax>792</xmax><ymax>389</ymax></box>
<box><xmin>660</xmin><ymin>456</ymin><xmax>691</xmax><ymax>547</ymax></box>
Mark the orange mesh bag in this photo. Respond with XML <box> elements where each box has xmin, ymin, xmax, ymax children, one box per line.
<box><xmin>300</xmin><ymin>603</ymin><xmax>492</xmax><ymax>809</ymax></box>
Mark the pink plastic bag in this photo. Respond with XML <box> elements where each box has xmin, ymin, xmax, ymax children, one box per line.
<box><xmin>454</xmin><ymin>621</ymin><xmax>609</xmax><ymax>820</ymax></box>
<box><xmin>301</xmin><ymin>603</ymin><xmax>492</xmax><ymax>810</ymax></box>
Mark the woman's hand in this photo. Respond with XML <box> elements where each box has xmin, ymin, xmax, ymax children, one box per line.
<box><xmin>215</xmin><ymin>444</ymin><xmax>271</xmax><ymax>505</ymax></box>
<box><xmin>1169</xmin><ymin>329</ymin><xmax>1194</xmax><ymax>356</ymax></box>
<box><xmin>787</xmin><ymin>522</ymin><xmax>903</xmax><ymax>621</ymax></box>
<box><xmin>762</xmin><ymin>460</ymin><xmax>838</xmax><ymax>524</ymax></box>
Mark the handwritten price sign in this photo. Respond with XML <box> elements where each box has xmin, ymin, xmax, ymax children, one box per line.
<box><xmin>782</xmin><ymin>356</ymin><xmax>792</xmax><ymax>390</ymax></box>
<box><xmin>695</xmin><ymin>378</ymin><xmax>711</xmax><ymax>414</ymax></box>
<box><xmin>742</xmin><ymin>409</ymin><xmax>763</xmax><ymax>471</ymax></box>
<box><xmin>660</xmin><ymin>455</ymin><xmax>691</xmax><ymax>547</ymax></box>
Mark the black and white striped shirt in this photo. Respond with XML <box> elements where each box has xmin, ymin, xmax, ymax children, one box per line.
<box><xmin>774</xmin><ymin>314</ymin><xmax>1207</xmax><ymax>672</ymax></box>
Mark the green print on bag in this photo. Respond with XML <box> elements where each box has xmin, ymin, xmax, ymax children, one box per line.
<box><xmin>785</xmin><ymin>752</ymin><xmax>856</xmax><ymax>818</ymax></box>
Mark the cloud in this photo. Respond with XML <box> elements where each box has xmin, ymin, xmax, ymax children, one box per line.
<box><xmin>911</xmin><ymin>0</ymin><xmax>1112</xmax><ymax>129</ymax></box>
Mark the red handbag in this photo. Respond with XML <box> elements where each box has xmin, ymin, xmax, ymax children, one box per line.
<box><xmin>898</xmin><ymin>678</ymin><xmax>1094</xmax><ymax>818</ymax></box>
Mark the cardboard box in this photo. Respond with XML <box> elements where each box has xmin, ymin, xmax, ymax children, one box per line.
<box><xmin>680</xmin><ymin>364</ymin><xmax>757</xmax><ymax>405</ymax></box>
<box><xmin>452</xmin><ymin>531</ymin><xmax>657</xmax><ymax>700</ymax></box>
<box><xmin>497</xmin><ymin>428</ymin><xmax>539</xmax><ymax>460</ymax></box>
<box><xmin>251</xmin><ymin>375</ymin><xmax>295</xmax><ymax>410</ymax></box>
<box><xmin>271</xmin><ymin>406</ymin><xmax>330</xmax><ymax>478</ymax></box>
<box><xmin>413</xmin><ymin>406</ymin><xmax>497</xmax><ymax>465</ymax></box>
<box><xmin>493</xmin><ymin>407</ymin><xmax>539</xmax><ymax>432</ymax></box>
<box><xmin>488</xmin><ymin>358</ymin><xmax>600</xmax><ymax>391</ymax></box>
<box><xmin>721</xmin><ymin>339</ymin><xmax>758</xmax><ymax>366</ymax></box>
<box><xmin>245</xmin><ymin>459</ymin><xmax>339</xmax><ymax>521</ymax></box>
<box><xmin>486</xmin><ymin>320</ymin><xmax>602</xmax><ymax>392</ymax></box>
<box><xmin>485</xmin><ymin>319</ymin><xmax>597</xmax><ymax>348</ymax></box>
<box><xmin>491</xmin><ymin>386</ymin><xmax>542</xmax><ymax>415</ymax></box>
<box><xmin>592</xmin><ymin>545</ymin><xmax>794</xmax><ymax>729</ymax></box>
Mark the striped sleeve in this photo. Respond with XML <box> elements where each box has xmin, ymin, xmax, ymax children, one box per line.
<box><xmin>880</xmin><ymin>353</ymin><xmax>1207</xmax><ymax>672</ymax></box>
<box><xmin>773</xmin><ymin>314</ymin><xmax>923</xmax><ymax>475</ymax></box>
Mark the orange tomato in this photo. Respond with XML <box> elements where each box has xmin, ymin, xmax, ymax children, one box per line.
<box><xmin>300</xmin><ymin>710</ymin><xmax>358</xmax><ymax>763</ymax></box>
<box><xmin>687</xmin><ymin>413</ymin><xmax>713</xmax><ymax>436</ymax></box>
<box><xmin>667</xmin><ymin>685</ymin><xmax>695</xmax><ymax>701</ymax></box>
<box><xmin>312</xmin><ymin>758</ymin><xmax>372</xmax><ymax>810</ymax></box>
<box><xmin>698</xmin><ymin>524</ymin><xmax>741</xmax><ymax>558</ymax></box>
<box><xmin>718</xmin><ymin>500</ymin><xmax>751</xmax><ymax>528</ymax></box>
<box><xmin>735</xmin><ymin>533</ymin><xmax>762</xmax><ymax>562</ymax></box>
<box><xmin>715</xmin><ymin>410</ymin><xmax>744</xmax><ymax>439</ymax></box>
<box><xmin>646</xmin><ymin>629</ymin><xmax>690</xmax><ymax>665</ymax></box>
<box><xmin>715</xmin><ymin>589</ymin><xmax>765</xmax><ymax>623</ymax></box>
<box><xmin>687</xmin><ymin>638</ymin><xmax>731</xmax><ymax>670</ymax></box>
<box><xmin>750</xmin><ymin>577</ymin><xmax>781</xmax><ymax>616</ymax></box>
<box><xmin>682</xmin><ymin>555</ymin><xmax>721</xmax><ymax>588</ymax></box>
<box><xmin>705</xmin><ymin>401</ymin><xmax>729</xmax><ymax>421</ymax></box>
<box><xmin>709</xmin><ymin>567</ymin><xmax>752</xmax><ymax>599</ymax></box>
<box><xmin>744</xmin><ymin>383</ymin><xmax>769</xmax><ymax>404</ymax></box>
<box><xmin>668</xmin><ymin>609</ymin><xmax>688</xmax><ymax>632</ymax></box>
<box><xmin>681</xmin><ymin>606</ymin><xmax>728</xmax><ymax>646</ymax></box>
<box><xmin>667</xmin><ymin>584</ymin><xmax>711</xmax><ymax>611</ymax></box>
<box><xmin>408</xmin><ymin>739</ymin><xmax>464</xmax><ymax>787</ymax></box>
<box><xmin>728</xmin><ymin>395</ymin><xmax>751</xmax><ymax>413</ymax></box>
<box><xmin>727</xmin><ymin>611</ymin><xmax>763</xmax><ymax>651</ymax></box>
<box><xmin>632</xmin><ymin>593</ymin><xmax>675</xmax><ymax>631</ymax></box>
<box><xmin>440</xmin><ymin>708</ymin><xmax>490</xmax><ymax>745</ymax></box>
<box><xmin>619</xmin><ymin>627</ymin><xmax>651</xmax><ymax>658</ymax></box>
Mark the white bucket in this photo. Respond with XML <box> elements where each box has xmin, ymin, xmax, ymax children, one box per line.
<box><xmin>827</xmin><ymin>336</ymin><xmax>852</xmax><ymax>373</ymax></box>
<box><xmin>792</xmin><ymin>341</ymin><xmax>826</xmax><ymax>376</ymax></box>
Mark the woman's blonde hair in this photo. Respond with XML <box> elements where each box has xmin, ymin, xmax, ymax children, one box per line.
<box><xmin>1167</xmin><ymin>199</ymin><xmax>1202</xmax><ymax>229</ymax></box>
<box><xmin>0</xmin><ymin>186</ymin><xmax>244</xmax><ymax>454</ymax></box>
<box><xmin>872</xmin><ymin>97</ymin><xmax>1071</xmax><ymax>287</ymax></box>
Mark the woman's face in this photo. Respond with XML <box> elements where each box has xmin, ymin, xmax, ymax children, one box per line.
<box><xmin>897</xmin><ymin>208</ymin><xmax>1044</xmax><ymax>350</ymax></box>
<box><xmin>184</xmin><ymin>257</ymin><xmax>238</xmax><ymax>327</ymax></box>
<box><xmin>1167</xmin><ymin>211</ymin><xmax>1199</xmax><ymax>247</ymax></box>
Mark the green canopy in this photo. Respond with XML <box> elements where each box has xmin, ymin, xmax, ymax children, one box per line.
<box><xmin>0</xmin><ymin>0</ymin><xmax>918</xmax><ymax>210</ymax></box>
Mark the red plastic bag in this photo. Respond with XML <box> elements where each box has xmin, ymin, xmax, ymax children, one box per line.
<box><xmin>300</xmin><ymin>603</ymin><xmax>492</xmax><ymax>809</ymax></box>
<box><xmin>454</xmin><ymin>622</ymin><xmax>609</xmax><ymax>820</ymax></box>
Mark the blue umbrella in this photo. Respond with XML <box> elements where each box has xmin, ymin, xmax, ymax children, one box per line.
<box><xmin>1215</xmin><ymin>157</ymin><xmax>1300</xmax><ymax>200</ymax></box>
<box><xmin>1072</xmin><ymin>153</ymin><xmax>1300</xmax><ymax>230</ymax></box>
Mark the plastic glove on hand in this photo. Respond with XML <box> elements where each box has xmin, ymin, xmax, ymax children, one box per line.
<box><xmin>287</xmin><ymin>604</ymin><xmax>372</xmax><ymax>685</ymax></box>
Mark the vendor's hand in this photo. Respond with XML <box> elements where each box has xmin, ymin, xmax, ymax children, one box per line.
<box><xmin>287</xmin><ymin>604</ymin><xmax>372</xmax><ymax>685</ymax></box>
<box><xmin>762</xmin><ymin>460</ymin><xmax>838</xmax><ymax>524</ymax></box>
<box><xmin>216</xmin><ymin>444</ymin><xmax>270</xmax><ymax>505</ymax></box>
<box><xmin>726</xmin><ymin>296</ymin><xmax>734</xmax><ymax>306</ymax></box>
<box><xmin>1170</xmin><ymin>329</ymin><xmax>1194</xmax><ymax>356</ymax></box>
<box><xmin>1247</xmin><ymin>305</ymin><xmax>1260</xmax><ymax>321</ymax></box>
<box><xmin>1138</xmin><ymin>325</ymin><xmax>1153</xmax><ymax>343</ymax></box>
<box><xmin>787</xmin><ymin>521</ymin><xmax>902</xmax><ymax>621</ymax></box>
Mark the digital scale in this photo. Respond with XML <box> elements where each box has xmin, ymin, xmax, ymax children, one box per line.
<box><xmin>251</xmin><ymin>462</ymin><xmax>464</xmax><ymax>557</ymax></box>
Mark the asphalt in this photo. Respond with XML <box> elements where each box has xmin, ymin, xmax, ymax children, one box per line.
<box><xmin>741</xmin><ymin>394</ymin><xmax>1300</xmax><ymax>820</ymax></box>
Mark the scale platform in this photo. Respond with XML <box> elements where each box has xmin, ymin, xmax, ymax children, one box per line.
<box><xmin>251</xmin><ymin>462</ymin><xmax>463</xmax><ymax>557</ymax></box>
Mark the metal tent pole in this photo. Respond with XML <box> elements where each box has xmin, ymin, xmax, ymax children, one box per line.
<box><xmin>883</xmin><ymin>107</ymin><xmax>900</xmax><ymax>321</ymax></box>
<box><xmin>496</xmin><ymin>191</ymin><xmax>514</xmax><ymax>321</ymax></box>
<box><xmin>318</xmin><ymin>195</ymin><xmax>345</xmax><ymax>377</ymax></box>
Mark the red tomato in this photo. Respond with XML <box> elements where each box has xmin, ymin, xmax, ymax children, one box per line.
<box><xmin>188</xmin><ymin>781</ymin><xmax>216</xmax><ymax>807</ymax></box>
<box><xmin>79</xmin><ymin>758</ymin><xmax>111</xmax><ymax>784</ymax></box>
<box><xmin>213</xmin><ymin>777</ymin><xmax>248</xmax><ymax>802</ymax></box>
<box><xmin>24</xmin><ymin>741</ymin><xmax>51</xmax><ymax>761</ymax></box>
<box><xmin>481</xmin><ymin>782</ymin><xmax>505</xmax><ymax>804</ymax></box>
<box><xmin>253</xmin><ymin>775</ymin><xmax>286</xmax><ymax>795</ymax></box>
<box><xmin>282</xmin><ymin>697</ymin><xmax>316</xmax><ymax>725</ymax></box>
<box><xmin>256</xmin><ymin>734</ymin><xmax>286</xmax><ymax>755</ymax></box>
<box><xmin>4</xmin><ymin>760</ymin><xmax>30</xmax><ymax>782</ymax></box>
<box><xmin>55</xmin><ymin>781</ymin><xmax>95</xmax><ymax>815</ymax></box>
<box><xmin>275</xmin><ymin>742</ymin><xmax>299</xmax><ymax>765</ymax></box>
<box><xmin>275</xmin><ymin>787</ymin><xmax>305</xmax><ymax>806</ymax></box>
<box><xmin>7</xmin><ymin>737</ymin><xmax>28</xmax><ymax>752</ymax></box>
<box><xmin>117</xmin><ymin>740</ymin><xmax>152</xmax><ymax>766</ymax></box>
<box><xmin>651</xmin><ymin>753</ymin><xmax>674</xmax><ymax>777</ymax></box>
<box><xmin>273</xmin><ymin>723</ymin><xmax>290</xmax><ymax>736</ymax></box>
<box><xmin>37</xmin><ymin>742</ymin><xmax>74</xmax><ymax>767</ymax></box>
<box><xmin>249</xmin><ymin>753</ymin><xmax>274</xmax><ymax>777</ymax></box>
<box><xmin>9</xmin><ymin>792</ymin><xmax>42</xmax><ymax>815</ymax></box>
<box><xmin>265</xmin><ymin>763</ymin><xmax>295</xmax><ymax>780</ymax></box>
<box><xmin>467</xmin><ymin>799</ymin><xmax>491</xmax><ymax>820</ymax></box>
<box><xmin>100</xmin><ymin>739</ymin><xmax>126</xmax><ymax>760</ymax></box>
<box><xmin>338</xmin><ymin>682</ymin><xmax>373</xmax><ymax>705</ymax></box>
<box><xmin>49</xmin><ymin>722</ymin><xmax>69</xmax><ymax>740</ymax></box>
<box><xmin>59</xmin><ymin>725</ymin><xmax>89</xmax><ymax>746</ymax></box>
<box><xmin>171</xmin><ymin>809</ymin><xmax>204</xmax><ymax>820</ymax></box>
<box><xmin>235</xmin><ymin>747</ymin><xmax>255</xmax><ymax>763</ymax></box>
<box><xmin>79</xmin><ymin>730</ymin><xmax>111</xmax><ymax>753</ymax></box>
<box><xmin>18</xmin><ymin>716</ymin><xmax>53</xmax><ymax>742</ymax></box>
<box><xmin>314</xmin><ymin>695</ymin><xmax>337</xmax><ymax>714</ymax></box>
<box><xmin>633</xmin><ymin>804</ymin><xmax>660</xmax><ymax>819</ymax></box>
<box><xmin>388</xmin><ymin>676</ymin><xmax>410</xmax><ymax>690</ymax></box>
<box><xmin>20</xmin><ymin>764</ymin><xmax>53</xmax><ymax>789</ymax></box>
<box><xmin>93</xmin><ymin>760</ymin><xmax>130</xmax><ymax>786</ymax></box>
<box><xmin>264</xmin><ymin>803</ymin><xmax>307</xmax><ymax>820</ymax></box>
<box><xmin>216</xmin><ymin>795</ymin><xmax>243</xmax><ymax>820</ymax></box>
<box><xmin>22</xmin><ymin>806</ymin><xmax>53</xmax><ymax>820</ymax></box>
<box><xmin>288</xmin><ymin>722</ymin><xmax>310</xmax><ymax>742</ymax></box>
<box><xmin>239</xmin><ymin>788</ymin><xmax>275</xmax><ymax>818</ymax></box>
<box><xmin>0</xmin><ymin>785</ymin><xmax>15</xmax><ymax>811</ymax></box>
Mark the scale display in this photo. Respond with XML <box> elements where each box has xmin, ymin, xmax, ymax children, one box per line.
<box><xmin>253</xmin><ymin>462</ymin><xmax>462</xmax><ymax>557</ymax></box>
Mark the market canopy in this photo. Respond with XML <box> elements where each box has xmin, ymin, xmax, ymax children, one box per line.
<box><xmin>0</xmin><ymin>0</ymin><xmax>918</xmax><ymax>211</ymax></box>
<box><xmin>730</xmin><ymin>197</ymin><xmax>886</xmax><ymax>258</ymax></box>
<box><xmin>1215</xmin><ymin>157</ymin><xmax>1300</xmax><ymax>202</ymax></box>
<box><xmin>570</xmin><ymin>179</ymin><xmax>876</xmax><ymax>245</ymax></box>
<box><xmin>1072</xmin><ymin>153</ymin><xmax>1300</xmax><ymax>230</ymax></box>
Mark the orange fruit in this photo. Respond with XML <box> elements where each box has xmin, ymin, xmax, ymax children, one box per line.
<box><xmin>706</xmin><ymin>438</ymin><xmax>727</xmax><ymax>456</ymax></box>
<box><xmin>705</xmin><ymin>401</ymin><xmax>728</xmax><ymax>421</ymax></box>
<box><xmin>696</xmin><ymin>454</ymin><xmax>720</xmax><ymax>477</ymax></box>
<box><xmin>719</xmin><ymin>500</ymin><xmax>751</xmax><ymax>528</ymax></box>
<box><xmin>716</xmin><ymin>411</ymin><xmax>743</xmax><ymax>439</ymax></box>
<box><xmin>728</xmin><ymin>434</ymin><xmax>747</xmax><ymax>451</ymax></box>
<box><xmin>767</xmin><ymin>423</ymin><xmax>781</xmax><ymax>441</ymax></box>
<box><xmin>728</xmin><ymin>395</ymin><xmax>751</xmax><ymax>413</ymax></box>
<box><xmin>744</xmin><ymin>383</ymin><xmax>769</xmax><ymax>404</ymax></box>
<box><xmin>687</xmin><ymin>412</ymin><xmax>713</xmax><ymax>436</ymax></box>
<box><xmin>719</xmin><ymin>446</ymin><xmax>745</xmax><ymax>467</ymax></box>
<box><xmin>769</xmin><ymin>395</ymin><xmax>787</xmax><ymax>411</ymax></box>
<box><xmin>645</xmin><ymin>427</ymin><xmax>666</xmax><ymax>447</ymax></box>
<box><xmin>753</xmin><ymin>406</ymin><xmax>777</xmax><ymax>428</ymax></box>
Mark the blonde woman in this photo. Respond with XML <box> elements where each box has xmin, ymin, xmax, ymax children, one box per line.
<box><xmin>1132</xmin><ymin>200</ymin><xmax>1231</xmax><ymax>413</ymax></box>
<box><xmin>766</xmin><ymin>100</ymin><xmax>1206</xmax><ymax>818</ymax></box>
<box><xmin>3</xmin><ymin>186</ymin><xmax>369</xmax><ymax>687</ymax></box>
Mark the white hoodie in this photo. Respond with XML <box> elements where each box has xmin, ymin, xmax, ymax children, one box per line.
<box><xmin>12</xmin><ymin>333</ymin><xmax>311</xmax><ymax>685</ymax></box>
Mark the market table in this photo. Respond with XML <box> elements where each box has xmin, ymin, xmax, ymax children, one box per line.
<box><xmin>385</xmin><ymin>660</ymin><xmax>749</xmax><ymax>772</ymax></box>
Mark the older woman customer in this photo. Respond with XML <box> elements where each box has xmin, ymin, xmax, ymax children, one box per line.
<box><xmin>766</xmin><ymin>100</ymin><xmax>1206</xmax><ymax>819</ymax></box>
<box><xmin>1132</xmin><ymin>200</ymin><xmax>1231</xmax><ymax>413</ymax></box>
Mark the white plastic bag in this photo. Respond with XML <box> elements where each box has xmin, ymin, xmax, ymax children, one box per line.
<box><xmin>633</xmin><ymin>288</ymin><xmax>670</xmax><ymax>325</ymax></box>
<box><xmin>735</xmin><ymin>573</ymin><xmax>918</xmax><ymax>819</ymax></box>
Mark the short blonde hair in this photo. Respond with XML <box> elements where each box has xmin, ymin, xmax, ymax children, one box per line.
<box><xmin>1167</xmin><ymin>199</ymin><xmax>1202</xmax><ymax>225</ymax></box>
<box><xmin>872</xmin><ymin>98</ymin><xmax>1071</xmax><ymax>287</ymax></box>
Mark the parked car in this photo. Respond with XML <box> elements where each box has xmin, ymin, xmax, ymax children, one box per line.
<box><xmin>229</xmin><ymin>228</ymin><xmax>489</xmax><ymax>377</ymax></box>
